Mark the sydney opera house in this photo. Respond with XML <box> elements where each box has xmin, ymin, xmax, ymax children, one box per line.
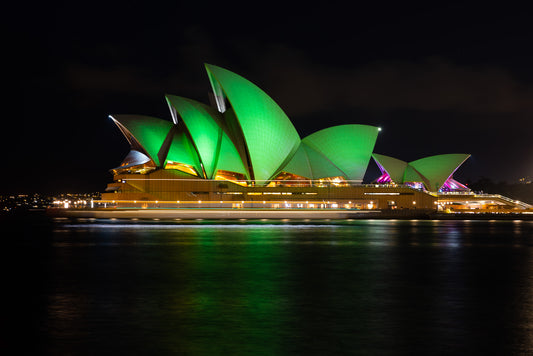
<box><xmin>96</xmin><ymin>64</ymin><xmax>530</xmax><ymax>213</ymax></box>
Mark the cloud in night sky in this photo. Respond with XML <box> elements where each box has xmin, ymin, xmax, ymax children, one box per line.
<box><xmin>65</xmin><ymin>40</ymin><xmax>533</xmax><ymax>121</ymax></box>
<box><xmin>251</xmin><ymin>48</ymin><xmax>533</xmax><ymax>118</ymax></box>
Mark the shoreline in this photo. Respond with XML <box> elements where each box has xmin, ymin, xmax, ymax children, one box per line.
<box><xmin>44</xmin><ymin>207</ymin><xmax>533</xmax><ymax>221</ymax></box>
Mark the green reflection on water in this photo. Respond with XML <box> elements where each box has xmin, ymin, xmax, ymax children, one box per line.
<box><xmin>177</xmin><ymin>227</ymin><xmax>292</xmax><ymax>354</ymax></box>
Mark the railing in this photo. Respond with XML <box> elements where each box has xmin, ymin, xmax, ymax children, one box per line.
<box><xmin>438</xmin><ymin>192</ymin><xmax>533</xmax><ymax>209</ymax></box>
<box><xmin>438</xmin><ymin>191</ymin><xmax>475</xmax><ymax>195</ymax></box>
<box><xmin>485</xmin><ymin>194</ymin><xmax>532</xmax><ymax>209</ymax></box>
<box><xmin>114</xmin><ymin>177</ymin><xmax>412</xmax><ymax>189</ymax></box>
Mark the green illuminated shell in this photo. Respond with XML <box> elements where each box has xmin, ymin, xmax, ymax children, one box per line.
<box><xmin>303</xmin><ymin>125</ymin><xmax>380</xmax><ymax>182</ymax></box>
<box><xmin>165</xmin><ymin>126</ymin><xmax>203</xmax><ymax>176</ymax></box>
<box><xmin>280</xmin><ymin>144</ymin><xmax>312</xmax><ymax>178</ymax></box>
<box><xmin>109</xmin><ymin>115</ymin><xmax>173</xmax><ymax>167</ymax></box>
<box><xmin>282</xmin><ymin>143</ymin><xmax>345</xmax><ymax>179</ymax></box>
<box><xmin>409</xmin><ymin>154</ymin><xmax>470</xmax><ymax>191</ymax></box>
<box><xmin>402</xmin><ymin>165</ymin><xmax>428</xmax><ymax>186</ymax></box>
<box><xmin>166</xmin><ymin>95</ymin><xmax>220</xmax><ymax>177</ymax></box>
<box><xmin>166</xmin><ymin>95</ymin><xmax>247</xmax><ymax>178</ymax></box>
<box><xmin>216</xmin><ymin>133</ymin><xmax>248</xmax><ymax>177</ymax></box>
<box><xmin>372</xmin><ymin>153</ymin><xmax>408</xmax><ymax>183</ymax></box>
<box><xmin>205</xmin><ymin>64</ymin><xmax>301</xmax><ymax>183</ymax></box>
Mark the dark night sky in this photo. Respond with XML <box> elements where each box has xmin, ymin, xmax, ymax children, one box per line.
<box><xmin>5</xmin><ymin>2</ymin><xmax>533</xmax><ymax>193</ymax></box>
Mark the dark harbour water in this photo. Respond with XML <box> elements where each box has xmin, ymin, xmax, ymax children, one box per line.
<box><xmin>5</xmin><ymin>215</ymin><xmax>533</xmax><ymax>355</ymax></box>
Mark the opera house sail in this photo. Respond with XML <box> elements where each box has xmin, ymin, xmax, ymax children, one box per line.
<box><xmin>372</xmin><ymin>153</ymin><xmax>471</xmax><ymax>192</ymax></box>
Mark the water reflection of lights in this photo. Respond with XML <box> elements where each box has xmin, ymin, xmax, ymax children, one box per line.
<box><xmin>60</xmin><ymin>224</ymin><xmax>341</xmax><ymax>229</ymax></box>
